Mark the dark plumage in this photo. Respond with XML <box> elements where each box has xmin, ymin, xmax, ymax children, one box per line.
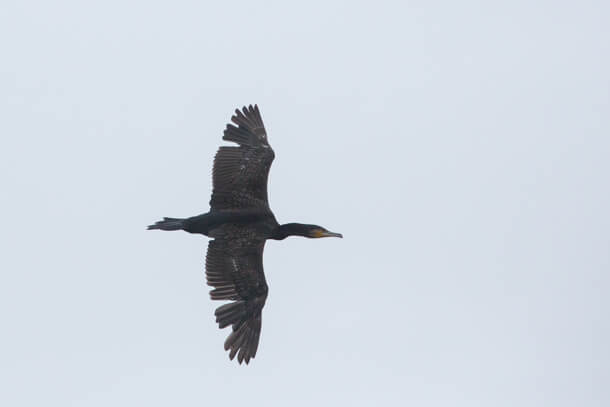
<box><xmin>148</xmin><ymin>105</ymin><xmax>342</xmax><ymax>364</ymax></box>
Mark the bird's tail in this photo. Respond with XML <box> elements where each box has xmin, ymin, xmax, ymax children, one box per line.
<box><xmin>147</xmin><ymin>217</ymin><xmax>185</xmax><ymax>231</ymax></box>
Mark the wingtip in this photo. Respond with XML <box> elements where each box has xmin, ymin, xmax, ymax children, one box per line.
<box><xmin>234</xmin><ymin>104</ymin><xmax>259</xmax><ymax>115</ymax></box>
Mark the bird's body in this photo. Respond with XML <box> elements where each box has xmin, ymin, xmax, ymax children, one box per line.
<box><xmin>148</xmin><ymin>105</ymin><xmax>341</xmax><ymax>364</ymax></box>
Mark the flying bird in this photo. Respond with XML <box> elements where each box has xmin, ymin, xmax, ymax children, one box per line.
<box><xmin>148</xmin><ymin>105</ymin><xmax>342</xmax><ymax>364</ymax></box>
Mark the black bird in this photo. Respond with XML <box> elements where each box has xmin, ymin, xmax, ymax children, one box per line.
<box><xmin>148</xmin><ymin>105</ymin><xmax>342</xmax><ymax>364</ymax></box>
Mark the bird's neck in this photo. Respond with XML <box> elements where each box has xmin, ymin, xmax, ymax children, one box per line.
<box><xmin>271</xmin><ymin>223</ymin><xmax>311</xmax><ymax>240</ymax></box>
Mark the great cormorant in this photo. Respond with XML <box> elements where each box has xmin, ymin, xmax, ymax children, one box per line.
<box><xmin>148</xmin><ymin>105</ymin><xmax>342</xmax><ymax>364</ymax></box>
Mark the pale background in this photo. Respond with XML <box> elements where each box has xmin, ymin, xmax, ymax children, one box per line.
<box><xmin>1</xmin><ymin>1</ymin><xmax>608</xmax><ymax>406</ymax></box>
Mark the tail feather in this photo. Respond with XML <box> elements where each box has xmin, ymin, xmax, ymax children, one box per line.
<box><xmin>147</xmin><ymin>217</ymin><xmax>185</xmax><ymax>231</ymax></box>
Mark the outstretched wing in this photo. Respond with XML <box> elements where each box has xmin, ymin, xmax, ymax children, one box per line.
<box><xmin>210</xmin><ymin>105</ymin><xmax>275</xmax><ymax>211</ymax></box>
<box><xmin>205</xmin><ymin>234</ymin><xmax>268</xmax><ymax>364</ymax></box>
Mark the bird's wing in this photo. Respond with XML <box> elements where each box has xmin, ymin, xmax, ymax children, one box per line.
<box><xmin>205</xmin><ymin>234</ymin><xmax>269</xmax><ymax>364</ymax></box>
<box><xmin>210</xmin><ymin>105</ymin><xmax>275</xmax><ymax>211</ymax></box>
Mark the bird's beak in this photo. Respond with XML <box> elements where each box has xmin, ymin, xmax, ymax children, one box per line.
<box><xmin>321</xmin><ymin>230</ymin><xmax>343</xmax><ymax>238</ymax></box>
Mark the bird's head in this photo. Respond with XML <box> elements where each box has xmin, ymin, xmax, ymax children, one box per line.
<box><xmin>304</xmin><ymin>225</ymin><xmax>343</xmax><ymax>239</ymax></box>
<box><xmin>273</xmin><ymin>222</ymin><xmax>343</xmax><ymax>240</ymax></box>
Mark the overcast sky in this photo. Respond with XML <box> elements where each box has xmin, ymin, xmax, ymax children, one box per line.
<box><xmin>1</xmin><ymin>1</ymin><xmax>608</xmax><ymax>406</ymax></box>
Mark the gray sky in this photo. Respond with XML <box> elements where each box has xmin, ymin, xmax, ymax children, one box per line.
<box><xmin>1</xmin><ymin>1</ymin><xmax>608</xmax><ymax>406</ymax></box>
